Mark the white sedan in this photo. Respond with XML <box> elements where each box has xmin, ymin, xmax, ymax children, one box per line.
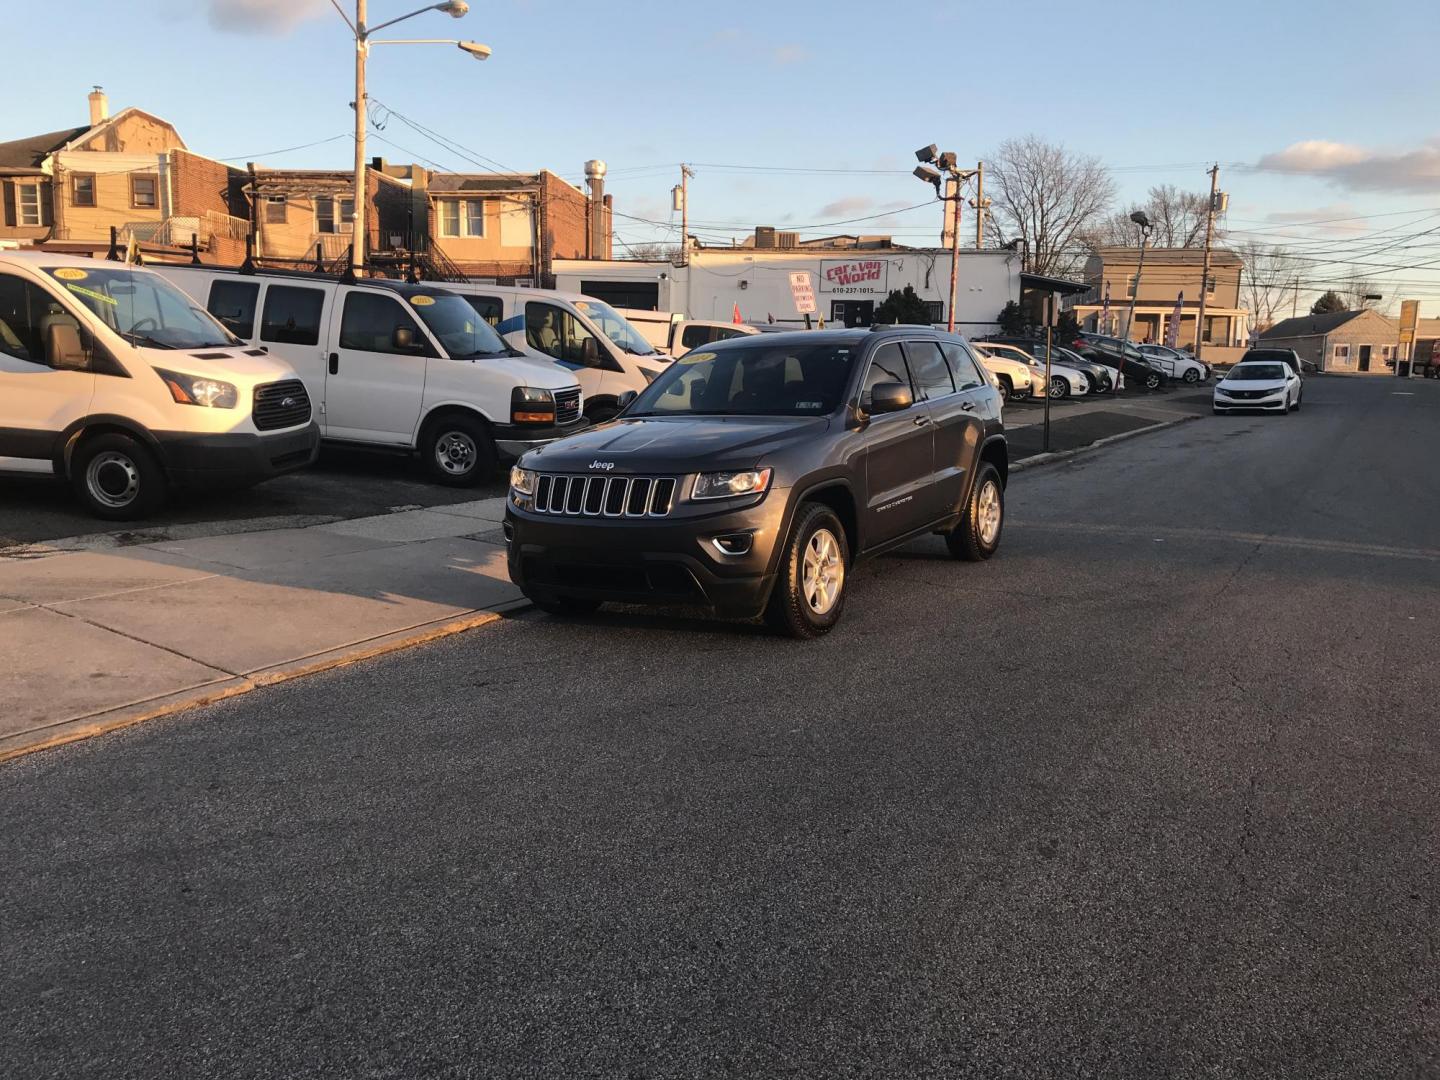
<box><xmin>1139</xmin><ymin>343</ymin><xmax>1210</xmax><ymax>383</ymax></box>
<box><xmin>975</xmin><ymin>343</ymin><xmax>1087</xmax><ymax>399</ymax></box>
<box><xmin>1213</xmin><ymin>360</ymin><xmax>1302</xmax><ymax>414</ymax></box>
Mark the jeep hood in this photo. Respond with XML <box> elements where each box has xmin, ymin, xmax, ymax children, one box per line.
<box><xmin>520</xmin><ymin>414</ymin><xmax>832</xmax><ymax>473</ymax></box>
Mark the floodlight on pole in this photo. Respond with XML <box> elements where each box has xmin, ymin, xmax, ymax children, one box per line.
<box><xmin>915</xmin><ymin>144</ymin><xmax>938</xmax><ymax>164</ymax></box>
<box><xmin>913</xmin><ymin>164</ymin><xmax>941</xmax><ymax>189</ymax></box>
<box><xmin>1129</xmin><ymin>210</ymin><xmax>1152</xmax><ymax>230</ymax></box>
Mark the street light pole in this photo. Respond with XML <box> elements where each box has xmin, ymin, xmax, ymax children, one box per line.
<box><xmin>1121</xmin><ymin>211</ymin><xmax>1153</xmax><ymax>371</ymax></box>
<box><xmin>914</xmin><ymin>145</ymin><xmax>978</xmax><ymax>333</ymax></box>
<box><xmin>338</xmin><ymin>0</ymin><xmax>483</xmax><ymax>277</ymax></box>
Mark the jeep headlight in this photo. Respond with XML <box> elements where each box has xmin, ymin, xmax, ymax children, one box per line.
<box><xmin>156</xmin><ymin>368</ymin><xmax>237</xmax><ymax>409</ymax></box>
<box><xmin>692</xmin><ymin>468</ymin><xmax>772</xmax><ymax>501</ymax></box>
<box><xmin>509</xmin><ymin>465</ymin><xmax>536</xmax><ymax>495</ymax></box>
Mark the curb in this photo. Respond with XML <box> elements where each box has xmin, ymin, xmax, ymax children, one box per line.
<box><xmin>1011</xmin><ymin>413</ymin><xmax>1201</xmax><ymax>474</ymax></box>
<box><xmin>0</xmin><ymin>605</ymin><xmax>521</xmax><ymax>764</ymax></box>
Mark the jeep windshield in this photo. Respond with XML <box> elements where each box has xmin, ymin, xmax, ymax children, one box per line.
<box><xmin>574</xmin><ymin>298</ymin><xmax>659</xmax><ymax>356</ymax></box>
<box><xmin>626</xmin><ymin>340</ymin><xmax>859</xmax><ymax>417</ymax></box>
<box><xmin>407</xmin><ymin>292</ymin><xmax>514</xmax><ymax>358</ymax></box>
<box><xmin>44</xmin><ymin>266</ymin><xmax>239</xmax><ymax>349</ymax></box>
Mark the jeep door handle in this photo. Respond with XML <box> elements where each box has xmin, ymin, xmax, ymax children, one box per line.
<box><xmin>961</xmin><ymin>401</ymin><xmax>977</xmax><ymax>412</ymax></box>
<box><xmin>328</xmin><ymin>352</ymin><xmax>339</xmax><ymax>374</ymax></box>
<box><xmin>913</xmin><ymin>415</ymin><xmax>930</xmax><ymax>427</ymax></box>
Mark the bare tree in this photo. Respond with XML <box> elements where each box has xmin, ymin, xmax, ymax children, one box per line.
<box><xmin>1087</xmin><ymin>184</ymin><xmax>1219</xmax><ymax>249</ymax></box>
<box><xmin>618</xmin><ymin>241</ymin><xmax>682</xmax><ymax>263</ymax></box>
<box><xmin>985</xmin><ymin>135</ymin><xmax>1115</xmax><ymax>277</ymax></box>
<box><xmin>1342</xmin><ymin>273</ymin><xmax>1382</xmax><ymax>309</ymax></box>
<box><xmin>1235</xmin><ymin>241</ymin><xmax>1300</xmax><ymax>330</ymax></box>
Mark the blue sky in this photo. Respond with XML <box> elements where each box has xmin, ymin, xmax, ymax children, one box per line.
<box><xmin>8</xmin><ymin>0</ymin><xmax>1440</xmax><ymax>308</ymax></box>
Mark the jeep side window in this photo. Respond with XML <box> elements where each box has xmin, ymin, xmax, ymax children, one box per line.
<box><xmin>905</xmin><ymin>340</ymin><xmax>955</xmax><ymax>400</ymax></box>
<box><xmin>526</xmin><ymin>302</ymin><xmax>601</xmax><ymax>367</ymax></box>
<box><xmin>942</xmin><ymin>342</ymin><xmax>986</xmax><ymax>391</ymax></box>
<box><xmin>860</xmin><ymin>342</ymin><xmax>911</xmax><ymax>409</ymax></box>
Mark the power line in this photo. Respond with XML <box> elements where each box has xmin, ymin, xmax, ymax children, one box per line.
<box><xmin>217</xmin><ymin>132</ymin><xmax>353</xmax><ymax>162</ymax></box>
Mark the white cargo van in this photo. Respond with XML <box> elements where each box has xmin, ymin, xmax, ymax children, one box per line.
<box><xmin>0</xmin><ymin>252</ymin><xmax>318</xmax><ymax>519</ymax></box>
<box><xmin>615</xmin><ymin>308</ymin><xmax>760</xmax><ymax>357</ymax></box>
<box><xmin>436</xmin><ymin>283</ymin><xmax>669</xmax><ymax>421</ymax></box>
<box><xmin>152</xmin><ymin>266</ymin><xmax>584</xmax><ymax>485</ymax></box>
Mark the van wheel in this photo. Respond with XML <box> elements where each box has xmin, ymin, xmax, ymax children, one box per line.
<box><xmin>71</xmin><ymin>433</ymin><xmax>167</xmax><ymax>521</ymax></box>
<box><xmin>765</xmin><ymin>503</ymin><xmax>849</xmax><ymax>639</ymax></box>
<box><xmin>422</xmin><ymin>413</ymin><xmax>496</xmax><ymax>487</ymax></box>
<box><xmin>947</xmin><ymin>462</ymin><xmax>1003</xmax><ymax>562</ymax></box>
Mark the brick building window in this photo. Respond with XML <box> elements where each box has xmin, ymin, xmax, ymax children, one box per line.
<box><xmin>316</xmin><ymin>196</ymin><xmax>354</xmax><ymax>234</ymax></box>
<box><xmin>130</xmin><ymin>173</ymin><xmax>158</xmax><ymax>209</ymax></box>
<box><xmin>439</xmin><ymin>198</ymin><xmax>485</xmax><ymax>238</ymax></box>
<box><xmin>1332</xmin><ymin>344</ymin><xmax>1350</xmax><ymax>364</ymax></box>
<box><xmin>264</xmin><ymin>195</ymin><xmax>287</xmax><ymax>224</ymax></box>
<box><xmin>71</xmin><ymin>173</ymin><xmax>96</xmax><ymax>208</ymax></box>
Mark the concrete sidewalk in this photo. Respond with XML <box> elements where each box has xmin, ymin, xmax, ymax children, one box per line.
<box><xmin>0</xmin><ymin>497</ymin><xmax>523</xmax><ymax>760</ymax></box>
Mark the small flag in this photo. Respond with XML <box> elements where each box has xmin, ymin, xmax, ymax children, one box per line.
<box><xmin>1165</xmin><ymin>290</ymin><xmax>1184</xmax><ymax>347</ymax></box>
<box><xmin>732</xmin><ymin>302</ymin><xmax>743</xmax><ymax>325</ymax></box>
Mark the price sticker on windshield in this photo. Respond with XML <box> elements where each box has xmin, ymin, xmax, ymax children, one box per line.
<box><xmin>574</xmin><ymin>301</ymin><xmax>590</xmax><ymax>311</ymax></box>
<box><xmin>678</xmin><ymin>352</ymin><xmax>716</xmax><ymax>365</ymax></box>
<box><xmin>53</xmin><ymin>268</ymin><xmax>88</xmax><ymax>281</ymax></box>
<box><xmin>410</xmin><ymin>295</ymin><xmax>436</xmax><ymax>307</ymax></box>
<box><xmin>66</xmin><ymin>283</ymin><xmax>117</xmax><ymax>306</ymax></box>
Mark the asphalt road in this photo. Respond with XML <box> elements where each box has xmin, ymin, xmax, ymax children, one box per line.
<box><xmin>3</xmin><ymin>375</ymin><xmax>1437</xmax><ymax>1078</ymax></box>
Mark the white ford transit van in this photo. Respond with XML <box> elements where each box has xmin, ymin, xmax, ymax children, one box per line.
<box><xmin>0</xmin><ymin>252</ymin><xmax>318</xmax><ymax>520</ymax></box>
<box><xmin>152</xmin><ymin>266</ymin><xmax>584</xmax><ymax>485</ymax></box>
<box><xmin>438</xmin><ymin>284</ymin><xmax>669</xmax><ymax>421</ymax></box>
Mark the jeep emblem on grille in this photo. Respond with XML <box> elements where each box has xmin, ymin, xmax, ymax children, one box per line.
<box><xmin>589</xmin><ymin>460</ymin><xmax>615</xmax><ymax>470</ymax></box>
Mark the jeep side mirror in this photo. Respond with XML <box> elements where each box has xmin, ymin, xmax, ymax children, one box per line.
<box><xmin>392</xmin><ymin>325</ymin><xmax>415</xmax><ymax>351</ymax></box>
<box><xmin>581</xmin><ymin>336</ymin><xmax>599</xmax><ymax>366</ymax></box>
<box><xmin>46</xmin><ymin>323</ymin><xmax>88</xmax><ymax>371</ymax></box>
<box><xmin>868</xmin><ymin>381</ymin><xmax>913</xmax><ymax>414</ymax></box>
<box><xmin>616</xmin><ymin>389</ymin><xmax>638</xmax><ymax>412</ymax></box>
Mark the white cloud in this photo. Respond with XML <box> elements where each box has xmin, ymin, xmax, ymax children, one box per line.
<box><xmin>1256</xmin><ymin>137</ymin><xmax>1440</xmax><ymax>193</ymax></box>
<box><xmin>818</xmin><ymin>196</ymin><xmax>874</xmax><ymax>217</ymax></box>
<box><xmin>1263</xmin><ymin>203</ymin><xmax>1367</xmax><ymax>235</ymax></box>
<box><xmin>769</xmin><ymin>44</ymin><xmax>810</xmax><ymax>66</ymax></box>
<box><xmin>206</xmin><ymin>0</ymin><xmax>329</xmax><ymax>34</ymax></box>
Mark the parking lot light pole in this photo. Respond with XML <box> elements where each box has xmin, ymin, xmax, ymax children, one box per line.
<box><xmin>914</xmin><ymin>145</ymin><xmax>979</xmax><ymax>332</ymax></box>
<box><xmin>1120</xmin><ymin>210</ymin><xmax>1153</xmax><ymax>379</ymax></box>
<box><xmin>335</xmin><ymin>0</ymin><xmax>486</xmax><ymax>276</ymax></box>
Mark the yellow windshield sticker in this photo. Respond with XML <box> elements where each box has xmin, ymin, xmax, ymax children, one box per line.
<box><xmin>53</xmin><ymin>268</ymin><xmax>87</xmax><ymax>281</ymax></box>
<box><xmin>410</xmin><ymin>295</ymin><xmax>436</xmax><ymax>307</ymax></box>
<box><xmin>66</xmin><ymin>283</ymin><xmax>117</xmax><ymax>306</ymax></box>
<box><xmin>574</xmin><ymin>301</ymin><xmax>590</xmax><ymax>311</ymax></box>
<box><xmin>679</xmin><ymin>351</ymin><xmax>716</xmax><ymax>365</ymax></box>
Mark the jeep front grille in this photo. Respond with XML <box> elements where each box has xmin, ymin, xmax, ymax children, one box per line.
<box><xmin>532</xmin><ymin>474</ymin><xmax>677</xmax><ymax>517</ymax></box>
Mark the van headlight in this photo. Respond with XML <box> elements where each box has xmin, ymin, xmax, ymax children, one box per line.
<box><xmin>511</xmin><ymin>386</ymin><xmax>556</xmax><ymax>424</ymax></box>
<box><xmin>692</xmin><ymin>468</ymin><xmax>772</xmax><ymax>500</ymax></box>
<box><xmin>509</xmin><ymin>465</ymin><xmax>536</xmax><ymax>495</ymax></box>
<box><xmin>155</xmin><ymin>368</ymin><xmax>237</xmax><ymax>409</ymax></box>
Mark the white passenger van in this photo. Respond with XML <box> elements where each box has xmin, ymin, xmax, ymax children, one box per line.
<box><xmin>437</xmin><ymin>283</ymin><xmax>670</xmax><ymax>421</ymax></box>
<box><xmin>0</xmin><ymin>252</ymin><xmax>318</xmax><ymax>520</ymax></box>
<box><xmin>152</xmin><ymin>266</ymin><xmax>584</xmax><ymax>486</ymax></box>
<box><xmin>614</xmin><ymin>308</ymin><xmax>760</xmax><ymax>357</ymax></box>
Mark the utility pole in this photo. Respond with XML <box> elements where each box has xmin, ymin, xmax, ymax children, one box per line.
<box><xmin>1194</xmin><ymin>163</ymin><xmax>1220</xmax><ymax>358</ymax></box>
<box><xmin>678</xmin><ymin>163</ymin><xmax>695</xmax><ymax>265</ymax></box>
<box><xmin>972</xmin><ymin>161</ymin><xmax>985</xmax><ymax>248</ymax></box>
<box><xmin>913</xmin><ymin>145</ymin><xmax>977</xmax><ymax>332</ymax></box>
<box><xmin>351</xmin><ymin>0</ymin><xmax>368</xmax><ymax>276</ymax></box>
<box><xmin>948</xmin><ymin>180</ymin><xmax>963</xmax><ymax>332</ymax></box>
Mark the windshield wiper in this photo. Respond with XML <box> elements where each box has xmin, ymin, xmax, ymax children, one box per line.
<box><xmin>122</xmin><ymin>332</ymin><xmax>176</xmax><ymax>350</ymax></box>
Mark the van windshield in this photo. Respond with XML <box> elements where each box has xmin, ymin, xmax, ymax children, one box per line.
<box><xmin>574</xmin><ymin>298</ymin><xmax>658</xmax><ymax>356</ymax></box>
<box><xmin>406</xmin><ymin>292</ymin><xmax>512</xmax><ymax>358</ymax></box>
<box><xmin>44</xmin><ymin>266</ymin><xmax>238</xmax><ymax>349</ymax></box>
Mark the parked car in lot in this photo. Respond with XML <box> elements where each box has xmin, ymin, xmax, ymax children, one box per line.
<box><xmin>1137</xmin><ymin>342</ymin><xmax>1210</xmax><ymax>383</ymax></box>
<box><xmin>1070</xmin><ymin>332</ymin><xmax>1166</xmax><ymax>390</ymax></box>
<box><xmin>155</xmin><ymin>265</ymin><xmax>583</xmax><ymax>486</ymax></box>
<box><xmin>505</xmin><ymin>327</ymin><xmax>1008</xmax><ymax>638</ymax></box>
<box><xmin>1213</xmin><ymin>359</ymin><xmax>1302</xmax><ymax>414</ymax></box>
<box><xmin>0</xmin><ymin>253</ymin><xmax>318</xmax><ymax>519</ymax></box>
<box><xmin>968</xmin><ymin>343</ymin><xmax>1040</xmax><ymax>402</ymax></box>
<box><xmin>437</xmin><ymin>284</ymin><xmax>671</xmax><ymax>420</ymax></box>
<box><xmin>1235</xmin><ymin>346</ymin><xmax>1308</xmax><ymax>376</ymax></box>
<box><xmin>617</xmin><ymin>308</ymin><xmax>761</xmax><ymax>356</ymax></box>
<box><xmin>982</xmin><ymin>336</ymin><xmax>1115</xmax><ymax>394</ymax></box>
<box><xmin>975</xmin><ymin>341</ymin><xmax>1088</xmax><ymax>399</ymax></box>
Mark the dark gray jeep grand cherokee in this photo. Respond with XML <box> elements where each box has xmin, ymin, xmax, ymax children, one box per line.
<box><xmin>505</xmin><ymin>327</ymin><xmax>1007</xmax><ymax>638</ymax></box>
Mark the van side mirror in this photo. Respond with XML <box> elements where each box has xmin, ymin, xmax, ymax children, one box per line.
<box><xmin>392</xmin><ymin>325</ymin><xmax>415</xmax><ymax>351</ymax></box>
<box><xmin>868</xmin><ymin>381</ymin><xmax>913</xmax><ymax>414</ymax></box>
<box><xmin>46</xmin><ymin>323</ymin><xmax>88</xmax><ymax>371</ymax></box>
<box><xmin>581</xmin><ymin>336</ymin><xmax>599</xmax><ymax>366</ymax></box>
<box><xmin>616</xmin><ymin>389</ymin><xmax>638</xmax><ymax>412</ymax></box>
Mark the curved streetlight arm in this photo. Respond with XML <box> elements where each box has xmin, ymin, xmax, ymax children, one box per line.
<box><xmin>365</xmin><ymin>2</ymin><xmax>467</xmax><ymax>37</ymax></box>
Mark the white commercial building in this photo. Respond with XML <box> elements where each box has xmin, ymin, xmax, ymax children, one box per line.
<box><xmin>553</xmin><ymin>248</ymin><xmax>1021</xmax><ymax>336</ymax></box>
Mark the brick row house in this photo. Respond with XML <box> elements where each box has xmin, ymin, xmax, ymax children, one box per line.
<box><xmin>0</xmin><ymin>89</ymin><xmax>249</xmax><ymax>263</ymax></box>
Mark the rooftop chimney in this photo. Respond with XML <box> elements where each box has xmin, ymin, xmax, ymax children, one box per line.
<box><xmin>584</xmin><ymin>159</ymin><xmax>607</xmax><ymax>259</ymax></box>
<box><xmin>88</xmin><ymin>86</ymin><xmax>109</xmax><ymax>127</ymax></box>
